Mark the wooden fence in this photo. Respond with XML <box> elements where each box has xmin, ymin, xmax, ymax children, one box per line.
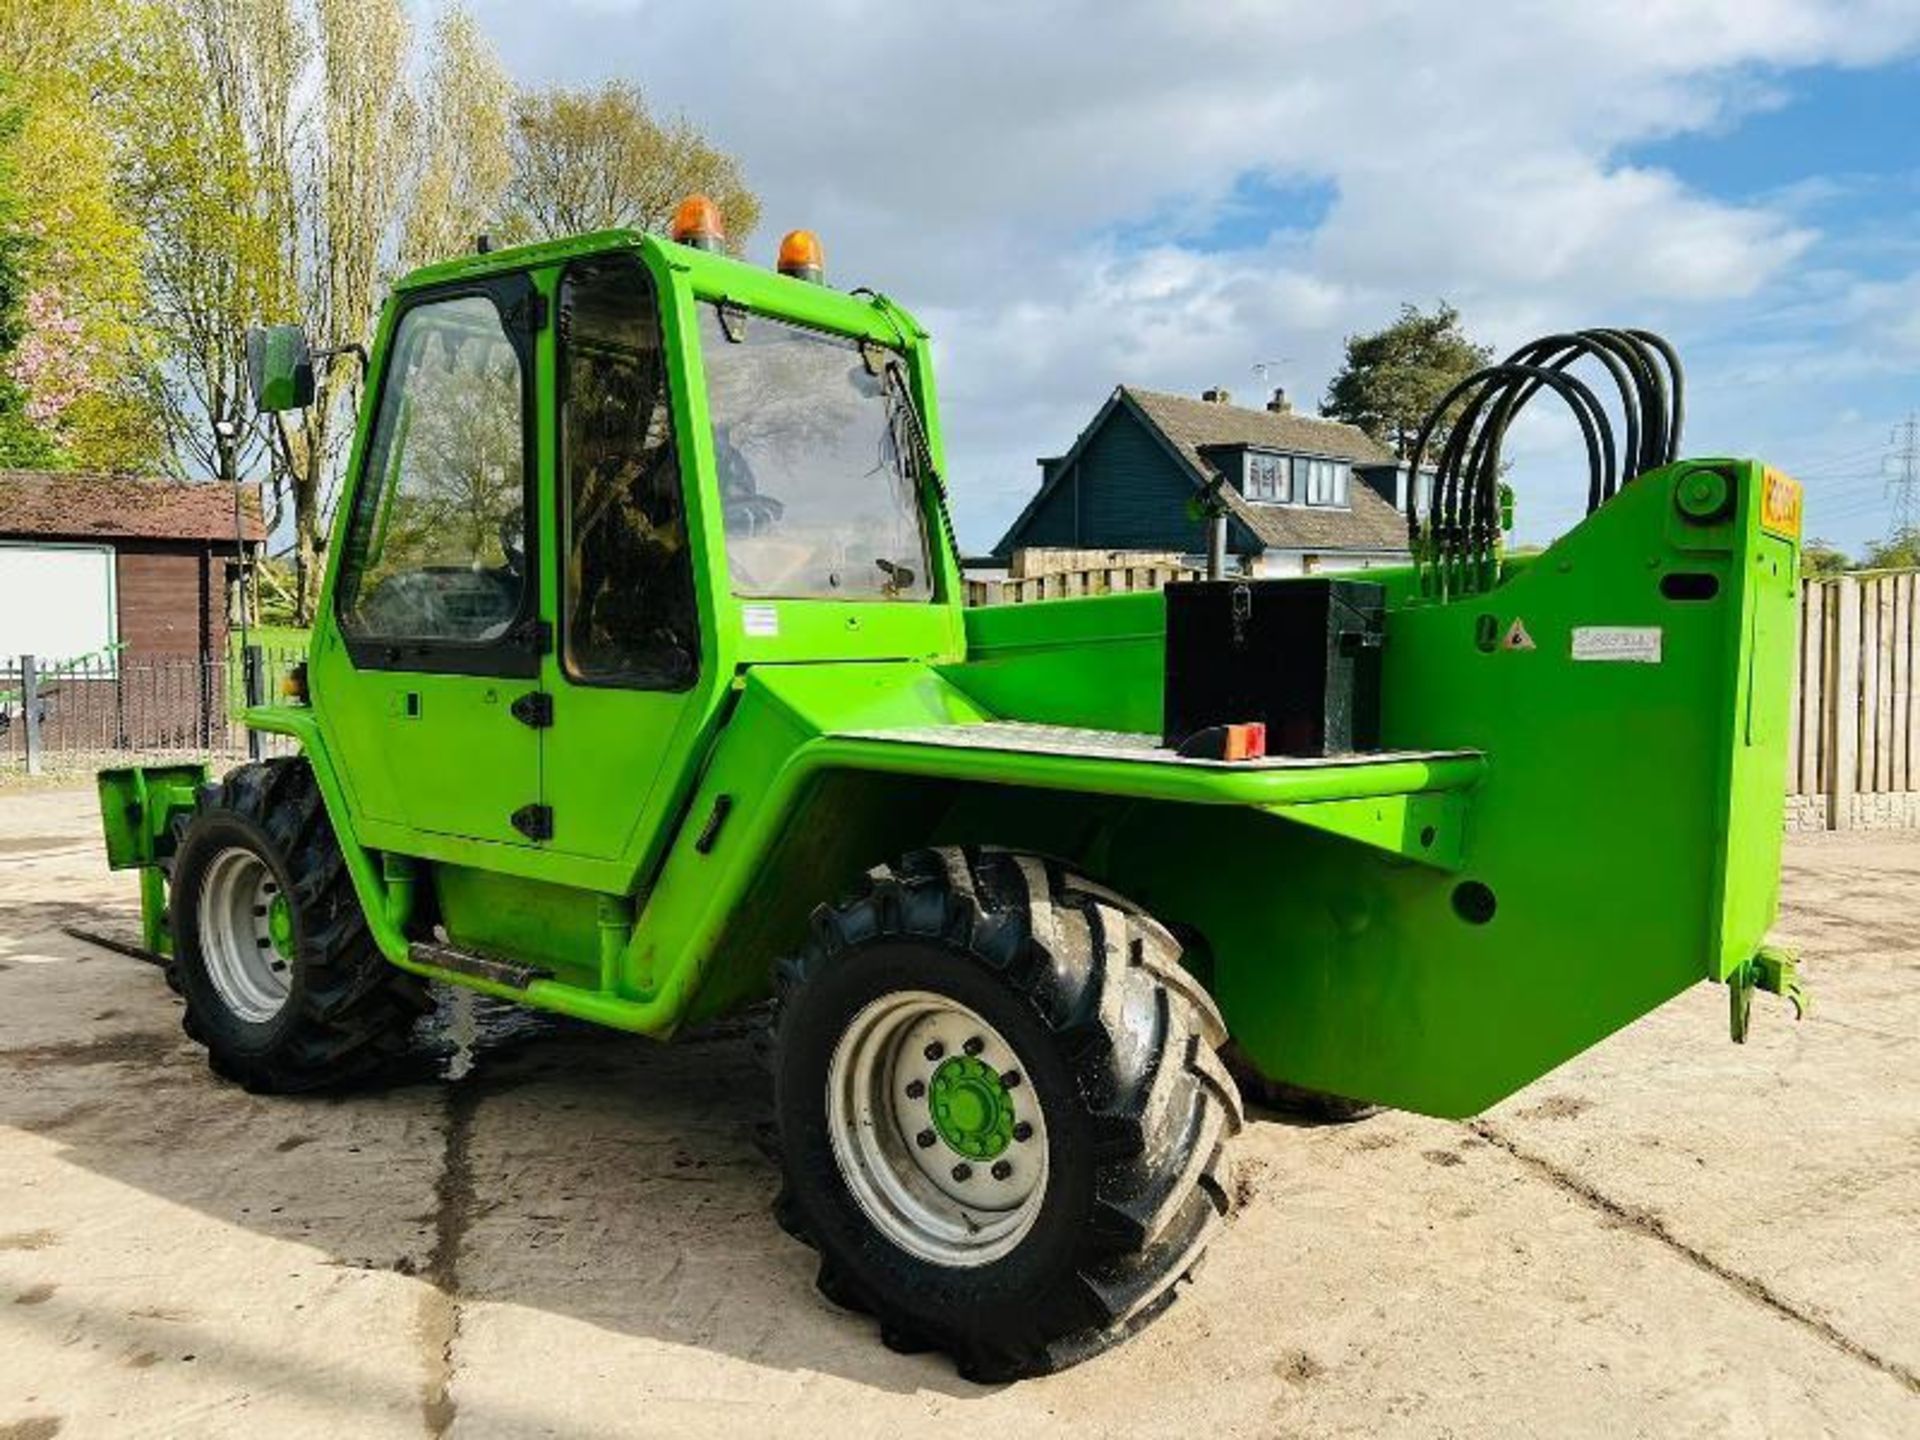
<box><xmin>1790</xmin><ymin>571</ymin><xmax>1920</xmax><ymax>830</ymax></box>
<box><xmin>966</xmin><ymin>562</ymin><xmax>1202</xmax><ymax>607</ymax></box>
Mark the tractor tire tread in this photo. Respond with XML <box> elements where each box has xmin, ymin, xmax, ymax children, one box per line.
<box><xmin>171</xmin><ymin>757</ymin><xmax>426</xmax><ymax>1094</ymax></box>
<box><xmin>770</xmin><ymin>845</ymin><xmax>1241</xmax><ymax>1382</ymax></box>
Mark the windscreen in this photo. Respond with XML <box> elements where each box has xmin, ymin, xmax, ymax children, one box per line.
<box><xmin>699</xmin><ymin>306</ymin><xmax>933</xmax><ymax>601</ymax></box>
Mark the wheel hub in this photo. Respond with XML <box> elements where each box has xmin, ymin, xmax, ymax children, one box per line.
<box><xmin>825</xmin><ymin>990</ymin><xmax>1050</xmax><ymax>1267</ymax></box>
<box><xmin>928</xmin><ymin>1055</ymin><xmax>1014</xmax><ymax>1160</ymax></box>
<box><xmin>197</xmin><ymin>846</ymin><xmax>293</xmax><ymax>1025</ymax></box>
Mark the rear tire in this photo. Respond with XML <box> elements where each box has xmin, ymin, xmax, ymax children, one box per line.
<box><xmin>770</xmin><ymin>847</ymin><xmax>1242</xmax><ymax>1381</ymax></box>
<box><xmin>169</xmin><ymin>759</ymin><xmax>426</xmax><ymax>1093</ymax></box>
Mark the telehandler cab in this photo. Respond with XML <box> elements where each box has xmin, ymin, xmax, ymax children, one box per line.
<box><xmin>96</xmin><ymin>197</ymin><xmax>1806</xmax><ymax>1380</ymax></box>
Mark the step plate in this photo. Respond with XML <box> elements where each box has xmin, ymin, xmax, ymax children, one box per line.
<box><xmin>409</xmin><ymin>940</ymin><xmax>552</xmax><ymax>990</ymax></box>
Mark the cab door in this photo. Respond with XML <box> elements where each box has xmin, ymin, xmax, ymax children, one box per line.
<box><xmin>538</xmin><ymin>251</ymin><xmax>707</xmax><ymax>862</ymax></box>
<box><xmin>322</xmin><ymin>275</ymin><xmax>548</xmax><ymax>846</ymax></box>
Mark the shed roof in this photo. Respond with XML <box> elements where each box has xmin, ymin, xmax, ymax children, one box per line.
<box><xmin>0</xmin><ymin>471</ymin><xmax>266</xmax><ymax>545</ymax></box>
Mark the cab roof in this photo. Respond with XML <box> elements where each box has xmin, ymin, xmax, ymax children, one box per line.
<box><xmin>392</xmin><ymin>227</ymin><xmax>928</xmax><ymax>349</ymax></box>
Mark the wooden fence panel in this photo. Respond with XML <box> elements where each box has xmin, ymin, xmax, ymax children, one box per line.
<box><xmin>967</xmin><ymin>561</ymin><xmax>1204</xmax><ymax>608</ymax></box>
<box><xmin>1786</xmin><ymin>570</ymin><xmax>1920</xmax><ymax>827</ymax></box>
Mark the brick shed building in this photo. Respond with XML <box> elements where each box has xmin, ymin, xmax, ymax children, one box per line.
<box><xmin>0</xmin><ymin>471</ymin><xmax>266</xmax><ymax>665</ymax></box>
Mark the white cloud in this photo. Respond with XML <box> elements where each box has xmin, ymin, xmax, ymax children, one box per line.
<box><xmin>463</xmin><ymin>0</ymin><xmax>1920</xmax><ymax>547</ymax></box>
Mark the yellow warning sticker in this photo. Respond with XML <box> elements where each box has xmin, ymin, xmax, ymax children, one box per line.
<box><xmin>1761</xmin><ymin>468</ymin><xmax>1802</xmax><ymax>541</ymax></box>
<box><xmin>1503</xmin><ymin>618</ymin><xmax>1536</xmax><ymax>651</ymax></box>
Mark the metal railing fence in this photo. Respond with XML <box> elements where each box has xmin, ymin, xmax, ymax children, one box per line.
<box><xmin>2</xmin><ymin>646</ymin><xmax>305</xmax><ymax>778</ymax></box>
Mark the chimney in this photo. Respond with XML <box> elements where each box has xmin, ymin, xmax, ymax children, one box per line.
<box><xmin>1267</xmin><ymin>387</ymin><xmax>1291</xmax><ymax>414</ymax></box>
<box><xmin>1201</xmin><ymin>386</ymin><xmax>1232</xmax><ymax>405</ymax></box>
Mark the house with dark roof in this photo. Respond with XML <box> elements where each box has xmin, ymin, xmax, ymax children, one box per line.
<box><xmin>989</xmin><ymin>385</ymin><xmax>1420</xmax><ymax>578</ymax></box>
<box><xmin>0</xmin><ymin>471</ymin><xmax>265</xmax><ymax>667</ymax></box>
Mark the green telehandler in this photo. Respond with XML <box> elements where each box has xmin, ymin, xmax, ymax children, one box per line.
<box><xmin>95</xmin><ymin>198</ymin><xmax>1807</xmax><ymax>1380</ymax></box>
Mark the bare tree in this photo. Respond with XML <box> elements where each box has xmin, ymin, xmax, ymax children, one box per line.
<box><xmin>264</xmin><ymin>0</ymin><xmax>417</xmax><ymax>620</ymax></box>
<box><xmin>119</xmin><ymin>0</ymin><xmax>304</xmax><ymax>490</ymax></box>
<box><xmin>400</xmin><ymin>8</ymin><xmax>514</xmax><ymax>272</ymax></box>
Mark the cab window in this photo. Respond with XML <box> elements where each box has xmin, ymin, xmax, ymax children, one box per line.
<box><xmin>700</xmin><ymin>307</ymin><xmax>932</xmax><ymax>601</ymax></box>
<box><xmin>335</xmin><ymin>291</ymin><xmax>532</xmax><ymax>654</ymax></box>
<box><xmin>560</xmin><ymin>256</ymin><xmax>699</xmax><ymax>688</ymax></box>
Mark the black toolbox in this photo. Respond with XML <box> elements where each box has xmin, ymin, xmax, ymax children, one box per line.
<box><xmin>1162</xmin><ymin>578</ymin><xmax>1385</xmax><ymax>756</ymax></box>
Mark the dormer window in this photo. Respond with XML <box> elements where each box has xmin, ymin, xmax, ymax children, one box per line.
<box><xmin>1295</xmin><ymin>456</ymin><xmax>1348</xmax><ymax>507</ymax></box>
<box><xmin>1245</xmin><ymin>451</ymin><xmax>1291</xmax><ymax>502</ymax></box>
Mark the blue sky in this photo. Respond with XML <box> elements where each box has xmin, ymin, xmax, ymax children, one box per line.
<box><xmin>462</xmin><ymin>0</ymin><xmax>1920</xmax><ymax>557</ymax></box>
<box><xmin>1623</xmin><ymin>60</ymin><xmax>1920</xmax><ymax>549</ymax></box>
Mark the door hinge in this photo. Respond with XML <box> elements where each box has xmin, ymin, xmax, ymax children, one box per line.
<box><xmin>510</xmin><ymin>803</ymin><xmax>553</xmax><ymax>842</ymax></box>
<box><xmin>510</xmin><ymin>691</ymin><xmax>553</xmax><ymax>729</ymax></box>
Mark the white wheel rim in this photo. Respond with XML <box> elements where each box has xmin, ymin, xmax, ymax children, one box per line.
<box><xmin>826</xmin><ymin>990</ymin><xmax>1050</xmax><ymax>1267</ymax></box>
<box><xmin>197</xmin><ymin>846</ymin><xmax>293</xmax><ymax>1024</ymax></box>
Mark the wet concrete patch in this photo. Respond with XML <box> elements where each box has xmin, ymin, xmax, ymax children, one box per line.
<box><xmin>0</xmin><ymin>1031</ymin><xmax>177</xmax><ymax>1071</ymax></box>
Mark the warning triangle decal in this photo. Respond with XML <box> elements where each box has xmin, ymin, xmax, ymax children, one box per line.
<box><xmin>1503</xmin><ymin>618</ymin><xmax>1536</xmax><ymax>651</ymax></box>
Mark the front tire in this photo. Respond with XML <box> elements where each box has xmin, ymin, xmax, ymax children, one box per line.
<box><xmin>770</xmin><ymin>847</ymin><xmax>1242</xmax><ymax>1381</ymax></box>
<box><xmin>169</xmin><ymin>759</ymin><xmax>427</xmax><ymax>1093</ymax></box>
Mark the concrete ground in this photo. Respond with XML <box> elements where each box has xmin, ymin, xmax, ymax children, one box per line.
<box><xmin>1</xmin><ymin>784</ymin><xmax>1916</xmax><ymax>1440</ymax></box>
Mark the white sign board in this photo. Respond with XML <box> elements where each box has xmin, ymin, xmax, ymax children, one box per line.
<box><xmin>1570</xmin><ymin>625</ymin><xmax>1662</xmax><ymax>664</ymax></box>
<box><xmin>0</xmin><ymin>543</ymin><xmax>118</xmax><ymax>671</ymax></box>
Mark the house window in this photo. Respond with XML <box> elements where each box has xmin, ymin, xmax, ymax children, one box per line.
<box><xmin>1294</xmin><ymin>456</ymin><xmax>1348</xmax><ymax>507</ymax></box>
<box><xmin>1244</xmin><ymin>451</ymin><xmax>1292</xmax><ymax>503</ymax></box>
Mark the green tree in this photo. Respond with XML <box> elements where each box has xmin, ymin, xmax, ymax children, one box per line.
<box><xmin>0</xmin><ymin>1</ymin><xmax>162</xmax><ymax>470</ymax></box>
<box><xmin>0</xmin><ymin>76</ymin><xmax>48</xmax><ymax>465</ymax></box>
<box><xmin>1861</xmin><ymin>526</ymin><xmax>1920</xmax><ymax>572</ymax></box>
<box><xmin>1800</xmin><ymin>537</ymin><xmax>1852</xmax><ymax>576</ymax></box>
<box><xmin>504</xmin><ymin>81</ymin><xmax>759</xmax><ymax>251</ymax></box>
<box><xmin>1322</xmin><ymin>301</ymin><xmax>1492</xmax><ymax>459</ymax></box>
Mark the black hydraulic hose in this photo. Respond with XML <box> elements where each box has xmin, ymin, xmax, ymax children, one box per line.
<box><xmin>1458</xmin><ymin>361</ymin><xmax>1614</xmax><ymax>587</ymax></box>
<box><xmin>1495</xmin><ymin>334</ymin><xmax>1642</xmax><ymax>497</ymax></box>
<box><xmin>1407</xmin><ymin>362</ymin><xmax>1614</xmax><ymax>595</ymax></box>
<box><xmin>1625</xmin><ymin>329</ymin><xmax>1684</xmax><ymax>462</ymax></box>
<box><xmin>1582</xmin><ymin>328</ymin><xmax>1667</xmax><ymax>474</ymax></box>
<box><xmin>1404</xmin><ymin>326</ymin><xmax>1683</xmax><ymax>598</ymax></box>
<box><xmin>1422</xmin><ymin>364</ymin><xmax>1614</xmax><ymax>524</ymax></box>
<box><xmin>1430</xmin><ymin>376</ymin><xmax>1516</xmax><ymax>590</ymax></box>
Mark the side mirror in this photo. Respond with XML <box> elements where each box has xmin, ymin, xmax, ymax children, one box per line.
<box><xmin>246</xmin><ymin>324</ymin><xmax>316</xmax><ymax>413</ymax></box>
